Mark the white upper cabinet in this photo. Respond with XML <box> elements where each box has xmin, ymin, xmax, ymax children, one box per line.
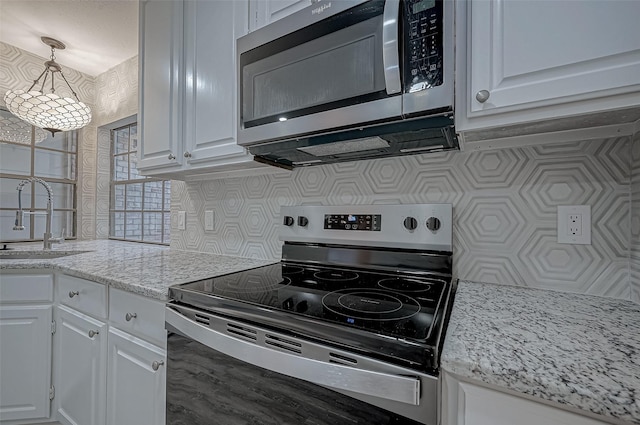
<box><xmin>139</xmin><ymin>0</ymin><xmax>282</xmax><ymax>179</ymax></box>
<box><xmin>249</xmin><ymin>0</ymin><xmax>312</xmax><ymax>31</ymax></box>
<box><xmin>457</xmin><ymin>0</ymin><xmax>640</xmax><ymax>132</ymax></box>
<box><xmin>138</xmin><ymin>0</ymin><xmax>184</xmax><ymax>171</ymax></box>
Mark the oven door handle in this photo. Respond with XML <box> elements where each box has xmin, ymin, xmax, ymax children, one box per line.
<box><xmin>383</xmin><ymin>0</ymin><xmax>402</xmax><ymax>95</ymax></box>
<box><xmin>165</xmin><ymin>307</ymin><xmax>421</xmax><ymax>406</ymax></box>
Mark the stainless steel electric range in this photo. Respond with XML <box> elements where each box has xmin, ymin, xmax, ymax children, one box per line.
<box><xmin>165</xmin><ymin>204</ymin><xmax>456</xmax><ymax>425</ymax></box>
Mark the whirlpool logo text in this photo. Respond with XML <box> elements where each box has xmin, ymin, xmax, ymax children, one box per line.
<box><xmin>312</xmin><ymin>2</ymin><xmax>332</xmax><ymax>15</ymax></box>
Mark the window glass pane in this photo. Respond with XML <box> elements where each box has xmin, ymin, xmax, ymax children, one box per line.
<box><xmin>111</xmin><ymin>212</ymin><xmax>125</xmax><ymax>238</ymax></box>
<box><xmin>143</xmin><ymin>212</ymin><xmax>163</xmax><ymax>242</ymax></box>
<box><xmin>114</xmin><ymin>154</ymin><xmax>128</xmax><ymax>181</ymax></box>
<box><xmin>125</xmin><ymin>183</ymin><xmax>143</xmax><ymax>210</ymax></box>
<box><xmin>33</xmin><ymin>211</ymin><xmax>73</xmax><ymax>239</ymax></box>
<box><xmin>164</xmin><ymin>181</ymin><xmax>171</xmax><ymax>211</ymax></box>
<box><xmin>163</xmin><ymin>212</ymin><xmax>171</xmax><ymax>243</ymax></box>
<box><xmin>144</xmin><ymin>181</ymin><xmax>163</xmax><ymax>211</ymax></box>
<box><xmin>0</xmin><ymin>178</ymin><xmax>32</xmax><ymax>209</ymax></box>
<box><xmin>130</xmin><ymin>152</ymin><xmax>142</xmax><ymax>180</ymax></box>
<box><xmin>125</xmin><ymin>212</ymin><xmax>142</xmax><ymax>240</ymax></box>
<box><xmin>112</xmin><ymin>185</ymin><xmax>125</xmax><ymax>210</ymax></box>
<box><xmin>0</xmin><ymin>210</ymin><xmax>29</xmax><ymax>241</ymax></box>
<box><xmin>114</xmin><ymin>127</ymin><xmax>129</xmax><ymax>154</ymax></box>
<box><xmin>130</xmin><ymin>125</ymin><xmax>138</xmax><ymax>151</ymax></box>
<box><xmin>35</xmin><ymin>182</ymin><xmax>74</xmax><ymax>210</ymax></box>
<box><xmin>34</xmin><ymin>149</ymin><xmax>76</xmax><ymax>179</ymax></box>
<box><xmin>0</xmin><ymin>142</ymin><xmax>31</xmax><ymax>175</ymax></box>
<box><xmin>37</xmin><ymin>131</ymin><xmax>77</xmax><ymax>151</ymax></box>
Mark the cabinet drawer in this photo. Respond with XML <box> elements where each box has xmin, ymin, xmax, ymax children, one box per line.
<box><xmin>0</xmin><ymin>273</ymin><xmax>53</xmax><ymax>303</ymax></box>
<box><xmin>109</xmin><ymin>288</ymin><xmax>166</xmax><ymax>347</ymax></box>
<box><xmin>57</xmin><ymin>275</ymin><xmax>107</xmax><ymax>319</ymax></box>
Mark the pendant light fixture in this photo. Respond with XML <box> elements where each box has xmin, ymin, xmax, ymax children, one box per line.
<box><xmin>0</xmin><ymin>113</ymin><xmax>48</xmax><ymax>144</ymax></box>
<box><xmin>3</xmin><ymin>36</ymin><xmax>92</xmax><ymax>136</ymax></box>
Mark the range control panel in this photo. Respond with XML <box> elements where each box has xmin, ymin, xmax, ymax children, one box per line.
<box><xmin>324</xmin><ymin>214</ymin><xmax>381</xmax><ymax>231</ymax></box>
<box><xmin>280</xmin><ymin>204</ymin><xmax>453</xmax><ymax>251</ymax></box>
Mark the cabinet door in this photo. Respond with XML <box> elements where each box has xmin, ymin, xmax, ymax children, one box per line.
<box><xmin>0</xmin><ymin>305</ymin><xmax>52</xmax><ymax>422</ymax></box>
<box><xmin>467</xmin><ymin>0</ymin><xmax>640</xmax><ymax>116</ymax></box>
<box><xmin>183</xmin><ymin>0</ymin><xmax>252</xmax><ymax>167</ymax></box>
<box><xmin>138</xmin><ymin>0</ymin><xmax>184</xmax><ymax>171</ymax></box>
<box><xmin>55</xmin><ymin>305</ymin><xmax>107</xmax><ymax>425</ymax></box>
<box><xmin>249</xmin><ymin>0</ymin><xmax>311</xmax><ymax>31</ymax></box>
<box><xmin>106</xmin><ymin>327</ymin><xmax>166</xmax><ymax>425</ymax></box>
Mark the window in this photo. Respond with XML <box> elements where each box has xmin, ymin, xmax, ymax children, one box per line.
<box><xmin>109</xmin><ymin>123</ymin><xmax>170</xmax><ymax>244</ymax></box>
<box><xmin>0</xmin><ymin>108</ymin><xmax>77</xmax><ymax>242</ymax></box>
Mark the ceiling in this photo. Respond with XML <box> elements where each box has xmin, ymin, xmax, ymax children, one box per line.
<box><xmin>0</xmin><ymin>0</ymin><xmax>139</xmax><ymax>77</ymax></box>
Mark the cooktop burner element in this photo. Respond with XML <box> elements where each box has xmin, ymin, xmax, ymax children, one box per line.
<box><xmin>322</xmin><ymin>288</ymin><xmax>421</xmax><ymax>321</ymax></box>
<box><xmin>378</xmin><ymin>278</ymin><xmax>432</xmax><ymax>293</ymax></box>
<box><xmin>314</xmin><ymin>270</ymin><xmax>359</xmax><ymax>281</ymax></box>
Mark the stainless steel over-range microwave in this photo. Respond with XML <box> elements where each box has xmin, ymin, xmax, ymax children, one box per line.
<box><xmin>237</xmin><ymin>0</ymin><xmax>457</xmax><ymax>168</ymax></box>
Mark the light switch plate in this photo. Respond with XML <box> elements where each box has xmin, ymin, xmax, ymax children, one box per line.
<box><xmin>557</xmin><ymin>205</ymin><xmax>591</xmax><ymax>244</ymax></box>
<box><xmin>205</xmin><ymin>210</ymin><xmax>214</xmax><ymax>231</ymax></box>
<box><xmin>178</xmin><ymin>211</ymin><xmax>186</xmax><ymax>230</ymax></box>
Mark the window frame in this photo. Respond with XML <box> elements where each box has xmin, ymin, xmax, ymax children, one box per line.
<box><xmin>108</xmin><ymin>123</ymin><xmax>170</xmax><ymax>245</ymax></box>
<box><xmin>0</xmin><ymin>108</ymin><xmax>78</xmax><ymax>243</ymax></box>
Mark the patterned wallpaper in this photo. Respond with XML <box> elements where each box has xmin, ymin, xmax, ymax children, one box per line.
<box><xmin>94</xmin><ymin>55</ymin><xmax>140</xmax><ymax>238</ymax></box>
<box><xmin>631</xmin><ymin>130</ymin><xmax>640</xmax><ymax>304</ymax></box>
<box><xmin>0</xmin><ymin>42</ymin><xmax>97</xmax><ymax>240</ymax></box>
<box><xmin>171</xmin><ymin>136</ymin><xmax>635</xmax><ymax>300</ymax></box>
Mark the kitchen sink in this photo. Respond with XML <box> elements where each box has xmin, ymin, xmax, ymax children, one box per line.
<box><xmin>0</xmin><ymin>251</ymin><xmax>87</xmax><ymax>260</ymax></box>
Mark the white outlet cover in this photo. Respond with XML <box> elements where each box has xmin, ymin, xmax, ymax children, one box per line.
<box><xmin>557</xmin><ymin>205</ymin><xmax>591</xmax><ymax>245</ymax></box>
<box><xmin>178</xmin><ymin>211</ymin><xmax>186</xmax><ymax>230</ymax></box>
<box><xmin>205</xmin><ymin>210</ymin><xmax>214</xmax><ymax>231</ymax></box>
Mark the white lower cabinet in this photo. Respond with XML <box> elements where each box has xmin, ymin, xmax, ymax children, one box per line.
<box><xmin>55</xmin><ymin>305</ymin><xmax>107</xmax><ymax>425</ymax></box>
<box><xmin>442</xmin><ymin>372</ymin><xmax>609</xmax><ymax>425</ymax></box>
<box><xmin>0</xmin><ymin>273</ymin><xmax>53</xmax><ymax>424</ymax></box>
<box><xmin>106</xmin><ymin>327</ymin><xmax>166</xmax><ymax>425</ymax></box>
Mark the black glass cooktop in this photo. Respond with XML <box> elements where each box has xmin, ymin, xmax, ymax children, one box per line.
<box><xmin>172</xmin><ymin>262</ymin><xmax>448</xmax><ymax>342</ymax></box>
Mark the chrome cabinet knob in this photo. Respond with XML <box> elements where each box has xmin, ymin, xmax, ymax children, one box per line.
<box><xmin>168</xmin><ymin>153</ymin><xmax>176</xmax><ymax>160</ymax></box>
<box><xmin>152</xmin><ymin>360</ymin><xmax>165</xmax><ymax>371</ymax></box>
<box><xmin>88</xmin><ymin>330</ymin><xmax>99</xmax><ymax>338</ymax></box>
<box><xmin>125</xmin><ymin>312</ymin><xmax>137</xmax><ymax>322</ymax></box>
<box><xmin>475</xmin><ymin>90</ymin><xmax>490</xmax><ymax>103</ymax></box>
<box><xmin>68</xmin><ymin>291</ymin><xmax>79</xmax><ymax>298</ymax></box>
<box><xmin>183</xmin><ymin>151</ymin><xmax>192</xmax><ymax>158</ymax></box>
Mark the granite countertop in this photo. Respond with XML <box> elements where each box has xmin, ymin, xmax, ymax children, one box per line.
<box><xmin>442</xmin><ymin>281</ymin><xmax>640</xmax><ymax>424</ymax></box>
<box><xmin>0</xmin><ymin>240</ymin><xmax>274</xmax><ymax>300</ymax></box>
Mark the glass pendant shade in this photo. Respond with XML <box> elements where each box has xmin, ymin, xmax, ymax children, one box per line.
<box><xmin>4</xmin><ymin>90</ymin><xmax>92</xmax><ymax>133</ymax></box>
<box><xmin>0</xmin><ymin>112</ymin><xmax>48</xmax><ymax>144</ymax></box>
<box><xmin>3</xmin><ymin>37</ymin><xmax>92</xmax><ymax>135</ymax></box>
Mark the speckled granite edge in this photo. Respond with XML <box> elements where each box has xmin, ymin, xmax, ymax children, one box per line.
<box><xmin>442</xmin><ymin>281</ymin><xmax>640</xmax><ymax>424</ymax></box>
<box><xmin>0</xmin><ymin>240</ymin><xmax>274</xmax><ymax>300</ymax></box>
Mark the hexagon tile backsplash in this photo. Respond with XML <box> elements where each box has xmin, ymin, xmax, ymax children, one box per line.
<box><xmin>171</xmin><ymin>136</ymin><xmax>639</xmax><ymax>301</ymax></box>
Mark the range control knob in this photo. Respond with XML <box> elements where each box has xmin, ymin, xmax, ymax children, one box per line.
<box><xmin>403</xmin><ymin>217</ymin><xmax>418</xmax><ymax>231</ymax></box>
<box><xmin>298</xmin><ymin>216</ymin><xmax>309</xmax><ymax>227</ymax></box>
<box><xmin>283</xmin><ymin>216</ymin><xmax>294</xmax><ymax>226</ymax></box>
<box><xmin>426</xmin><ymin>217</ymin><xmax>441</xmax><ymax>232</ymax></box>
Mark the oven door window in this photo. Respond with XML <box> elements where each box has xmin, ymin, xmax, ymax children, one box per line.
<box><xmin>240</xmin><ymin>2</ymin><xmax>391</xmax><ymax>129</ymax></box>
<box><xmin>166</xmin><ymin>332</ymin><xmax>424</xmax><ymax>425</ymax></box>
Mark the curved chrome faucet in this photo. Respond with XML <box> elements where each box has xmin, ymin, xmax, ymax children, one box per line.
<box><xmin>14</xmin><ymin>177</ymin><xmax>64</xmax><ymax>250</ymax></box>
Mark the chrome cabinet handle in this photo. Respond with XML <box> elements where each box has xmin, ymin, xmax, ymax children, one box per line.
<box><xmin>183</xmin><ymin>151</ymin><xmax>192</xmax><ymax>158</ymax></box>
<box><xmin>168</xmin><ymin>153</ymin><xmax>176</xmax><ymax>160</ymax></box>
<box><xmin>68</xmin><ymin>291</ymin><xmax>79</xmax><ymax>298</ymax></box>
<box><xmin>475</xmin><ymin>90</ymin><xmax>490</xmax><ymax>103</ymax></box>
<box><xmin>88</xmin><ymin>330</ymin><xmax>99</xmax><ymax>338</ymax></box>
<box><xmin>152</xmin><ymin>360</ymin><xmax>164</xmax><ymax>371</ymax></box>
<box><xmin>125</xmin><ymin>312</ymin><xmax>137</xmax><ymax>322</ymax></box>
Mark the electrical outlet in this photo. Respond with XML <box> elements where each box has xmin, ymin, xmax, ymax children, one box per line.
<box><xmin>558</xmin><ymin>205</ymin><xmax>591</xmax><ymax>244</ymax></box>
<box><xmin>178</xmin><ymin>211</ymin><xmax>186</xmax><ymax>230</ymax></box>
<box><xmin>205</xmin><ymin>210</ymin><xmax>215</xmax><ymax>231</ymax></box>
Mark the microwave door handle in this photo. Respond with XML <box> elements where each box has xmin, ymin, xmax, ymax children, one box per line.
<box><xmin>166</xmin><ymin>306</ymin><xmax>421</xmax><ymax>406</ymax></box>
<box><xmin>382</xmin><ymin>0</ymin><xmax>402</xmax><ymax>95</ymax></box>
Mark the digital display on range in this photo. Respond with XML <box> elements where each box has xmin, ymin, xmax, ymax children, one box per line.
<box><xmin>324</xmin><ymin>214</ymin><xmax>381</xmax><ymax>231</ymax></box>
